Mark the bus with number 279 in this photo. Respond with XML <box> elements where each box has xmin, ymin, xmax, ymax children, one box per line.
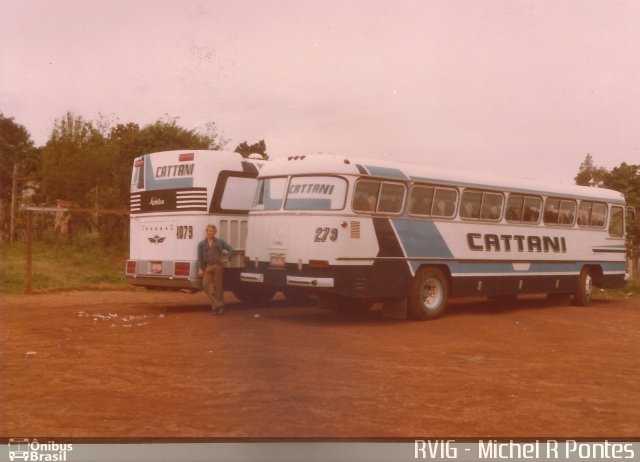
<box><xmin>240</xmin><ymin>154</ymin><xmax>627</xmax><ymax>319</ymax></box>
<box><xmin>125</xmin><ymin>150</ymin><xmax>276</xmax><ymax>302</ymax></box>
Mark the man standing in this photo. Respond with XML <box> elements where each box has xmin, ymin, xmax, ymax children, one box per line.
<box><xmin>197</xmin><ymin>224</ymin><xmax>234</xmax><ymax>315</ymax></box>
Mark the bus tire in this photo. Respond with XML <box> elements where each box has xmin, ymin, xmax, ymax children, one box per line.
<box><xmin>408</xmin><ymin>267</ymin><xmax>449</xmax><ymax>320</ymax></box>
<box><xmin>573</xmin><ymin>267</ymin><xmax>593</xmax><ymax>307</ymax></box>
<box><xmin>232</xmin><ymin>285</ymin><xmax>276</xmax><ymax>304</ymax></box>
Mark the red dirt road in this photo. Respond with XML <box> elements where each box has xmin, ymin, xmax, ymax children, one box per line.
<box><xmin>1</xmin><ymin>290</ymin><xmax>639</xmax><ymax>438</ymax></box>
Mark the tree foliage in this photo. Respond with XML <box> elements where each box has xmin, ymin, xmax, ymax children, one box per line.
<box><xmin>234</xmin><ymin>139</ymin><xmax>268</xmax><ymax>159</ymax></box>
<box><xmin>575</xmin><ymin>154</ymin><xmax>640</xmax><ymax>274</ymax></box>
<box><xmin>38</xmin><ymin>113</ymin><xmax>226</xmax><ymax>209</ymax></box>
<box><xmin>575</xmin><ymin>154</ymin><xmax>609</xmax><ymax>187</ymax></box>
<box><xmin>0</xmin><ymin>114</ymin><xmax>37</xmax><ymax>239</ymax></box>
<box><xmin>40</xmin><ymin>112</ymin><xmax>107</xmax><ymax>205</ymax></box>
<box><xmin>34</xmin><ymin>113</ymin><xmax>229</xmax><ymax>243</ymax></box>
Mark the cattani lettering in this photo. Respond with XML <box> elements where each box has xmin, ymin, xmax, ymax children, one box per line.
<box><xmin>155</xmin><ymin>164</ymin><xmax>194</xmax><ymax>178</ymax></box>
<box><xmin>467</xmin><ymin>233</ymin><xmax>567</xmax><ymax>253</ymax></box>
<box><xmin>288</xmin><ymin>183</ymin><xmax>335</xmax><ymax>195</ymax></box>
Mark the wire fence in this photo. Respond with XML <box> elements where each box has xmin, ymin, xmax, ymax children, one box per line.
<box><xmin>9</xmin><ymin>207</ymin><xmax>129</xmax><ymax>293</ymax></box>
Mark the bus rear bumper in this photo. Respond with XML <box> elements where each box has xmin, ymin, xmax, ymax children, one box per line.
<box><xmin>240</xmin><ymin>272</ymin><xmax>335</xmax><ymax>288</ymax></box>
<box><xmin>126</xmin><ymin>275</ymin><xmax>202</xmax><ymax>290</ymax></box>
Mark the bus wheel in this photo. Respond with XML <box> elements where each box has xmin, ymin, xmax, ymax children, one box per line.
<box><xmin>232</xmin><ymin>285</ymin><xmax>276</xmax><ymax>304</ymax></box>
<box><xmin>573</xmin><ymin>267</ymin><xmax>593</xmax><ymax>307</ymax></box>
<box><xmin>408</xmin><ymin>267</ymin><xmax>448</xmax><ymax>320</ymax></box>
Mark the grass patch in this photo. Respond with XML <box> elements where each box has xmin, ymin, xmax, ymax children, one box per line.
<box><xmin>0</xmin><ymin>238</ymin><xmax>130</xmax><ymax>294</ymax></box>
<box><xmin>594</xmin><ymin>277</ymin><xmax>640</xmax><ymax>300</ymax></box>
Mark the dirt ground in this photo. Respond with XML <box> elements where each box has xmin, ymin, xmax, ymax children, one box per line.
<box><xmin>1</xmin><ymin>289</ymin><xmax>639</xmax><ymax>438</ymax></box>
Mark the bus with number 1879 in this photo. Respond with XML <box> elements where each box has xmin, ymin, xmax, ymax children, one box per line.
<box><xmin>125</xmin><ymin>150</ymin><xmax>276</xmax><ymax>302</ymax></box>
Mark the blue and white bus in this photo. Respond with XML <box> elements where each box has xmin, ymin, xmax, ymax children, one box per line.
<box><xmin>240</xmin><ymin>155</ymin><xmax>627</xmax><ymax>319</ymax></box>
<box><xmin>125</xmin><ymin>150</ymin><xmax>276</xmax><ymax>302</ymax></box>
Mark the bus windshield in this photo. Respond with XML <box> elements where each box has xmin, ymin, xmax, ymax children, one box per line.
<box><xmin>284</xmin><ymin>176</ymin><xmax>348</xmax><ymax>210</ymax></box>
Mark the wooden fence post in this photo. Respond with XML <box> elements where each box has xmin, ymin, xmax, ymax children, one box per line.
<box><xmin>25</xmin><ymin>209</ymin><xmax>33</xmax><ymax>294</ymax></box>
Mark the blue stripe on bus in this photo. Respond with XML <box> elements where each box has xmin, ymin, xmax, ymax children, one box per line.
<box><xmin>391</xmin><ymin>219</ymin><xmax>453</xmax><ymax>274</ymax></box>
<box><xmin>285</xmin><ymin>198</ymin><xmax>332</xmax><ymax>210</ymax></box>
<box><xmin>144</xmin><ymin>155</ymin><xmax>194</xmax><ymax>190</ymax></box>
<box><xmin>446</xmin><ymin>261</ymin><xmax>626</xmax><ymax>275</ymax></box>
<box><xmin>365</xmin><ymin>166</ymin><xmax>408</xmax><ymax>180</ymax></box>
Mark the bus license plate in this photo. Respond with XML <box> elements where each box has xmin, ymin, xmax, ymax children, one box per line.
<box><xmin>270</xmin><ymin>254</ymin><xmax>286</xmax><ymax>268</ymax></box>
<box><xmin>150</xmin><ymin>262</ymin><xmax>163</xmax><ymax>274</ymax></box>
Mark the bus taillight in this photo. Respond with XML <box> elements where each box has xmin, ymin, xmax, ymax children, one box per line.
<box><xmin>309</xmin><ymin>260</ymin><xmax>329</xmax><ymax>269</ymax></box>
<box><xmin>126</xmin><ymin>260</ymin><xmax>137</xmax><ymax>274</ymax></box>
<box><xmin>179</xmin><ymin>153</ymin><xmax>194</xmax><ymax>162</ymax></box>
<box><xmin>174</xmin><ymin>262</ymin><xmax>191</xmax><ymax>276</ymax></box>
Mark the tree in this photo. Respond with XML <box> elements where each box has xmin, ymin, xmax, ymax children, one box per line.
<box><xmin>575</xmin><ymin>156</ymin><xmax>640</xmax><ymax>277</ymax></box>
<box><xmin>105</xmin><ymin>117</ymin><xmax>226</xmax><ymax>208</ymax></box>
<box><xmin>234</xmin><ymin>140</ymin><xmax>268</xmax><ymax>159</ymax></box>
<box><xmin>605</xmin><ymin>163</ymin><xmax>640</xmax><ymax>277</ymax></box>
<box><xmin>0</xmin><ymin>114</ymin><xmax>37</xmax><ymax>240</ymax></box>
<box><xmin>40</xmin><ymin>112</ymin><xmax>108</xmax><ymax>206</ymax></box>
<box><xmin>575</xmin><ymin>154</ymin><xmax>609</xmax><ymax>187</ymax></box>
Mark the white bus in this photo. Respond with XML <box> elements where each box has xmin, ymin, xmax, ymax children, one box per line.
<box><xmin>240</xmin><ymin>155</ymin><xmax>627</xmax><ymax>319</ymax></box>
<box><xmin>125</xmin><ymin>150</ymin><xmax>276</xmax><ymax>302</ymax></box>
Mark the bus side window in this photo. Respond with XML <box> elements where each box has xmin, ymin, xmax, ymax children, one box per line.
<box><xmin>591</xmin><ymin>203</ymin><xmax>607</xmax><ymax>227</ymax></box>
<box><xmin>609</xmin><ymin>206</ymin><xmax>624</xmax><ymax>237</ymax></box>
<box><xmin>480</xmin><ymin>192</ymin><xmax>503</xmax><ymax>221</ymax></box>
<box><xmin>522</xmin><ymin>197</ymin><xmax>541</xmax><ymax>223</ymax></box>
<box><xmin>544</xmin><ymin>198</ymin><xmax>561</xmax><ymax>224</ymax></box>
<box><xmin>378</xmin><ymin>183</ymin><xmax>405</xmax><ymax>214</ymax></box>
<box><xmin>353</xmin><ymin>181</ymin><xmax>381</xmax><ymax>212</ymax></box>
<box><xmin>460</xmin><ymin>191</ymin><xmax>482</xmax><ymax>219</ymax></box>
<box><xmin>433</xmin><ymin>188</ymin><xmax>457</xmax><ymax>218</ymax></box>
<box><xmin>409</xmin><ymin>186</ymin><xmax>434</xmax><ymax>216</ymax></box>
<box><xmin>559</xmin><ymin>200</ymin><xmax>576</xmax><ymax>225</ymax></box>
<box><xmin>577</xmin><ymin>201</ymin><xmax>591</xmax><ymax>226</ymax></box>
<box><xmin>506</xmin><ymin>195</ymin><xmax>524</xmax><ymax>222</ymax></box>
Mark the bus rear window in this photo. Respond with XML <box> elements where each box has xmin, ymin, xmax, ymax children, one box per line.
<box><xmin>219</xmin><ymin>176</ymin><xmax>257</xmax><ymax>212</ymax></box>
<box><xmin>284</xmin><ymin>176</ymin><xmax>347</xmax><ymax>210</ymax></box>
<box><xmin>253</xmin><ymin>177</ymin><xmax>288</xmax><ymax>211</ymax></box>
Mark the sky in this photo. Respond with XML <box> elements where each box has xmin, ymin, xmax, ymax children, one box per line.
<box><xmin>2</xmin><ymin>0</ymin><xmax>640</xmax><ymax>184</ymax></box>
